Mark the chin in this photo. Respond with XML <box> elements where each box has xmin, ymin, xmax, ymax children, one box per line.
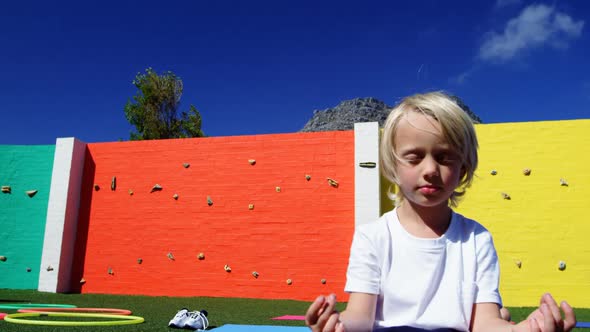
<box><xmin>410</xmin><ymin>196</ymin><xmax>449</xmax><ymax>208</ymax></box>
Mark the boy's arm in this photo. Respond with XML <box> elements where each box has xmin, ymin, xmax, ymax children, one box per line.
<box><xmin>470</xmin><ymin>302</ymin><xmax>514</xmax><ymax>332</ymax></box>
<box><xmin>471</xmin><ymin>294</ymin><xmax>576</xmax><ymax>332</ymax></box>
<box><xmin>339</xmin><ymin>292</ymin><xmax>377</xmax><ymax>332</ymax></box>
<box><xmin>305</xmin><ymin>292</ymin><xmax>377</xmax><ymax>332</ymax></box>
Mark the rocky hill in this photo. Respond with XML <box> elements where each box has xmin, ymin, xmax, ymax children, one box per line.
<box><xmin>300</xmin><ymin>96</ymin><xmax>481</xmax><ymax>132</ymax></box>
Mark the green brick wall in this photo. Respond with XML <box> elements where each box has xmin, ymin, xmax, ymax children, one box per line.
<box><xmin>0</xmin><ymin>145</ymin><xmax>55</xmax><ymax>289</ymax></box>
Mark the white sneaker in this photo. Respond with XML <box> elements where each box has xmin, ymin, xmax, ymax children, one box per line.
<box><xmin>183</xmin><ymin>310</ymin><xmax>209</xmax><ymax>331</ymax></box>
<box><xmin>168</xmin><ymin>308</ymin><xmax>190</xmax><ymax>328</ymax></box>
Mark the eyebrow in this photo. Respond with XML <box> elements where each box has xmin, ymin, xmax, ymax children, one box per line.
<box><xmin>398</xmin><ymin>147</ymin><xmax>420</xmax><ymax>154</ymax></box>
<box><xmin>397</xmin><ymin>145</ymin><xmax>456</xmax><ymax>155</ymax></box>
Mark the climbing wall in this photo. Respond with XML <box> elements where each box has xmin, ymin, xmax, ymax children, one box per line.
<box><xmin>3</xmin><ymin>119</ymin><xmax>589</xmax><ymax>307</ymax></box>
<box><xmin>455</xmin><ymin>119</ymin><xmax>590</xmax><ymax>307</ymax></box>
<box><xmin>72</xmin><ymin>131</ymin><xmax>355</xmax><ymax>301</ymax></box>
<box><xmin>0</xmin><ymin>145</ymin><xmax>55</xmax><ymax>289</ymax></box>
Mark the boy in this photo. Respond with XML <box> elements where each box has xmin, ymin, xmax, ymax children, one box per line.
<box><xmin>305</xmin><ymin>92</ymin><xmax>576</xmax><ymax>332</ymax></box>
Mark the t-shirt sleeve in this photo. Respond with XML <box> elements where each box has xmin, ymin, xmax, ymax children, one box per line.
<box><xmin>344</xmin><ymin>226</ymin><xmax>381</xmax><ymax>295</ymax></box>
<box><xmin>474</xmin><ymin>226</ymin><xmax>503</xmax><ymax>306</ymax></box>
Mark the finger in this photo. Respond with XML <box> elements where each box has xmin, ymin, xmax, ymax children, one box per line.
<box><xmin>526</xmin><ymin>308</ymin><xmax>544</xmax><ymax>324</ymax></box>
<box><xmin>316</xmin><ymin>294</ymin><xmax>337</xmax><ymax>329</ymax></box>
<box><xmin>542</xmin><ymin>293</ymin><xmax>563</xmax><ymax>324</ymax></box>
<box><xmin>305</xmin><ymin>295</ymin><xmax>326</xmax><ymax>326</ymax></box>
<box><xmin>530</xmin><ymin>317</ymin><xmax>541</xmax><ymax>332</ymax></box>
<box><xmin>335</xmin><ymin>320</ymin><xmax>346</xmax><ymax>332</ymax></box>
<box><xmin>541</xmin><ymin>303</ymin><xmax>557</xmax><ymax>332</ymax></box>
<box><xmin>324</xmin><ymin>312</ymin><xmax>340</xmax><ymax>332</ymax></box>
<box><xmin>320</xmin><ymin>293</ymin><xmax>337</xmax><ymax>315</ymax></box>
<box><xmin>560</xmin><ymin>301</ymin><xmax>577</xmax><ymax>331</ymax></box>
<box><xmin>318</xmin><ymin>300</ymin><xmax>327</xmax><ymax>316</ymax></box>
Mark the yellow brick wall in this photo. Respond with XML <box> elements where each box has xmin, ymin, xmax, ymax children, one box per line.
<box><xmin>454</xmin><ymin>119</ymin><xmax>590</xmax><ymax>307</ymax></box>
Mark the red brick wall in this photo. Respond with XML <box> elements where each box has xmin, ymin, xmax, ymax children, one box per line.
<box><xmin>72</xmin><ymin>131</ymin><xmax>354</xmax><ymax>301</ymax></box>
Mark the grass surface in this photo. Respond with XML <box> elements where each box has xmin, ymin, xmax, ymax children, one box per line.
<box><xmin>0</xmin><ymin>289</ymin><xmax>588</xmax><ymax>331</ymax></box>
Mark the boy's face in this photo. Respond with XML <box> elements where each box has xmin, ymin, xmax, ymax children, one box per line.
<box><xmin>394</xmin><ymin>111</ymin><xmax>463</xmax><ymax>209</ymax></box>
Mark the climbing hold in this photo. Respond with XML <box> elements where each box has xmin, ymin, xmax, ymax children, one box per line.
<box><xmin>501</xmin><ymin>192</ymin><xmax>511</xmax><ymax>200</ymax></box>
<box><xmin>207</xmin><ymin>196</ymin><xmax>213</xmax><ymax>206</ymax></box>
<box><xmin>198</xmin><ymin>253</ymin><xmax>205</xmax><ymax>260</ymax></box>
<box><xmin>108</xmin><ymin>267</ymin><xmax>114</xmax><ymax>275</ymax></box>
<box><xmin>0</xmin><ymin>256</ymin><xmax>6</xmax><ymax>262</ymax></box>
<box><xmin>305</xmin><ymin>174</ymin><xmax>311</xmax><ymax>181</ymax></box>
<box><xmin>26</xmin><ymin>190</ymin><xmax>38</xmax><ymax>197</ymax></box>
<box><xmin>327</xmin><ymin>178</ymin><xmax>339</xmax><ymax>188</ymax></box>
<box><xmin>248</xmin><ymin>204</ymin><xmax>254</xmax><ymax>210</ymax></box>
<box><xmin>26</xmin><ymin>267</ymin><xmax>31</xmax><ymax>272</ymax></box>
<box><xmin>275</xmin><ymin>186</ymin><xmax>281</xmax><ymax>193</ymax></box>
<box><xmin>150</xmin><ymin>184</ymin><xmax>163</xmax><ymax>193</ymax></box>
<box><xmin>224</xmin><ymin>264</ymin><xmax>232</xmax><ymax>272</ymax></box>
<box><xmin>183</xmin><ymin>163</ymin><xmax>190</xmax><ymax>168</ymax></box>
<box><xmin>286</xmin><ymin>279</ymin><xmax>292</xmax><ymax>285</ymax></box>
<box><xmin>560</xmin><ymin>178</ymin><xmax>569</xmax><ymax>186</ymax></box>
<box><xmin>321</xmin><ymin>279</ymin><xmax>327</xmax><ymax>284</ymax></box>
<box><xmin>128</xmin><ymin>189</ymin><xmax>134</xmax><ymax>195</ymax></box>
<box><xmin>558</xmin><ymin>261</ymin><xmax>566</xmax><ymax>271</ymax></box>
<box><xmin>248</xmin><ymin>159</ymin><xmax>256</xmax><ymax>165</ymax></box>
<box><xmin>80</xmin><ymin>278</ymin><xmax>86</xmax><ymax>284</ymax></box>
<box><xmin>173</xmin><ymin>193</ymin><xmax>179</xmax><ymax>200</ymax></box>
<box><xmin>46</xmin><ymin>265</ymin><xmax>53</xmax><ymax>271</ymax></box>
<box><xmin>1</xmin><ymin>186</ymin><xmax>11</xmax><ymax>193</ymax></box>
<box><xmin>359</xmin><ymin>162</ymin><xmax>377</xmax><ymax>168</ymax></box>
<box><xmin>167</xmin><ymin>252</ymin><xmax>175</xmax><ymax>261</ymax></box>
<box><xmin>523</xmin><ymin>168</ymin><xmax>531</xmax><ymax>176</ymax></box>
<box><xmin>514</xmin><ymin>260</ymin><xmax>522</xmax><ymax>268</ymax></box>
<box><xmin>137</xmin><ymin>258</ymin><xmax>143</xmax><ymax>264</ymax></box>
<box><xmin>94</xmin><ymin>184</ymin><xmax>100</xmax><ymax>191</ymax></box>
<box><xmin>490</xmin><ymin>170</ymin><xmax>497</xmax><ymax>176</ymax></box>
<box><xmin>111</xmin><ymin>176</ymin><xmax>116</xmax><ymax>191</ymax></box>
<box><xmin>252</xmin><ymin>271</ymin><xmax>259</xmax><ymax>278</ymax></box>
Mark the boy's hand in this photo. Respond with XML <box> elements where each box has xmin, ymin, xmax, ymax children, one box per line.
<box><xmin>513</xmin><ymin>293</ymin><xmax>576</xmax><ymax>332</ymax></box>
<box><xmin>305</xmin><ymin>294</ymin><xmax>345</xmax><ymax>332</ymax></box>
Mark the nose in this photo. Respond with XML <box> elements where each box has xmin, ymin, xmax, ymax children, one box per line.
<box><xmin>422</xmin><ymin>156</ymin><xmax>439</xmax><ymax>178</ymax></box>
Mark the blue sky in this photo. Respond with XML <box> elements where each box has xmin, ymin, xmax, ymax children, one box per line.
<box><xmin>1</xmin><ymin>0</ymin><xmax>588</xmax><ymax>145</ymax></box>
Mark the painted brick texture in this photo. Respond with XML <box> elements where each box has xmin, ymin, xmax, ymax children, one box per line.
<box><xmin>0</xmin><ymin>145</ymin><xmax>55</xmax><ymax>289</ymax></box>
<box><xmin>455</xmin><ymin>120</ymin><xmax>590</xmax><ymax>307</ymax></box>
<box><xmin>73</xmin><ymin>131</ymin><xmax>354</xmax><ymax>301</ymax></box>
<box><xmin>3</xmin><ymin>119</ymin><xmax>589</xmax><ymax>308</ymax></box>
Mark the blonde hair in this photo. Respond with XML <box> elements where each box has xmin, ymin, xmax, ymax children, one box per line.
<box><xmin>380</xmin><ymin>91</ymin><xmax>478</xmax><ymax>207</ymax></box>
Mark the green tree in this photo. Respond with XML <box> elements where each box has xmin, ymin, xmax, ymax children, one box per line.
<box><xmin>124</xmin><ymin>68</ymin><xmax>205</xmax><ymax>140</ymax></box>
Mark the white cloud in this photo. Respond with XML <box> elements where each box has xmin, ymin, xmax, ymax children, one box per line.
<box><xmin>451</xmin><ymin>70</ymin><xmax>473</xmax><ymax>85</ymax></box>
<box><xmin>450</xmin><ymin>65</ymin><xmax>482</xmax><ymax>85</ymax></box>
<box><xmin>479</xmin><ymin>4</ymin><xmax>584</xmax><ymax>63</ymax></box>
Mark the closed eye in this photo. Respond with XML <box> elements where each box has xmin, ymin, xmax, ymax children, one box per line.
<box><xmin>401</xmin><ymin>154</ymin><xmax>423</xmax><ymax>165</ymax></box>
<box><xmin>436</xmin><ymin>153</ymin><xmax>460</xmax><ymax>165</ymax></box>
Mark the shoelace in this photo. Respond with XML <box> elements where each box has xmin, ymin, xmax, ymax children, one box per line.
<box><xmin>188</xmin><ymin>311</ymin><xmax>209</xmax><ymax>329</ymax></box>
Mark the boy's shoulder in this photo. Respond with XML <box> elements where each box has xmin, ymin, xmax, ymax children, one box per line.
<box><xmin>454</xmin><ymin>211</ymin><xmax>489</xmax><ymax>228</ymax></box>
<box><xmin>354</xmin><ymin>209</ymin><xmax>493</xmax><ymax>243</ymax></box>
<box><xmin>353</xmin><ymin>210</ymin><xmax>397</xmax><ymax>239</ymax></box>
<box><xmin>451</xmin><ymin>211</ymin><xmax>494</xmax><ymax>241</ymax></box>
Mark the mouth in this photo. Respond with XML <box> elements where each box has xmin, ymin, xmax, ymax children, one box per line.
<box><xmin>418</xmin><ymin>185</ymin><xmax>440</xmax><ymax>194</ymax></box>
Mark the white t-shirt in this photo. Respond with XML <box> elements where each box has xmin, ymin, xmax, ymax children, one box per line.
<box><xmin>344</xmin><ymin>208</ymin><xmax>502</xmax><ymax>331</ymax></box>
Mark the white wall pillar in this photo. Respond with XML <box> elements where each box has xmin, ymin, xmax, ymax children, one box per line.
<box><xmin>38</xmin><ymin>137</ymin><xmax>86</xmax><ymax>293</ymax></box>
<box><xmin>354</xmin><ymin>122</ymin><xmax>380</xmax><ymax>227</ymax></box>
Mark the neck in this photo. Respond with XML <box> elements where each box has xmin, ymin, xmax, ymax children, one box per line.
<box><xmin>396</xmin><ymin>201</ymin><xmax>452</xmax><ymax>237</ymax></box>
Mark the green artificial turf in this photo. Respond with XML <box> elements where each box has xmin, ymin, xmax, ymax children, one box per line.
<box><xmin>0</xmin><ymin>289</ymin><xmax>588</xmax><ymax>331</ymax></box>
